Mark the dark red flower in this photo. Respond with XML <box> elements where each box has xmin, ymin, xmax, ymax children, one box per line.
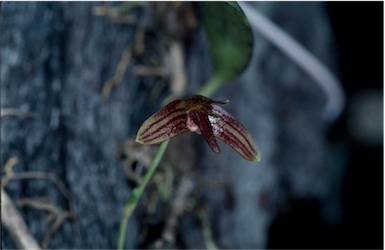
<box><xmin>136</xmin><ymin>95</ymin><xmax>260</xmax><ymax>162</ymax></box>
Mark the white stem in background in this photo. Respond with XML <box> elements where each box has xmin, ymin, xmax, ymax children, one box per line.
<box><xmin>239</xmin><ymin>2</ymin><xmax>345</xmax><ymax>123</ymax></box>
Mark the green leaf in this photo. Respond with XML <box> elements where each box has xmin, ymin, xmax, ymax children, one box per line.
<box><xmin>200</xmin><ymin>2</ymin><xmax>253</xmax><ymax>96</ymax></box>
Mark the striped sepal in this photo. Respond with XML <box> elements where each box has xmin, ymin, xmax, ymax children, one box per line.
<box><xmin>208</xmin><ymin>105</ymin><xmax>260</xmax><ymax>162</ymax></box>
<box><xmin>136</xmin><ymin>100</ymin><xmax>189</xmax><ymax>145</ymax></box>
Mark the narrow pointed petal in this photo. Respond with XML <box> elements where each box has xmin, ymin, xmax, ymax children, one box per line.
<box><xmin>189</xmin><ymin>110</ymin><xmax>220</xmax><ymax>153</ymax></box>
<box><xmin>136</xmin><ymin>100</ymin><xmax>189</xmax><ymax>145</ymax></box>
<box><xmin>208</xmin><ymin>105</ymin><xmax>260</xmax><ymax>162</ymax></box>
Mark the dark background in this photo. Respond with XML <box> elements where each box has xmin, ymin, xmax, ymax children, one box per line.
<box><xmin>1</xmin><ymin>2</ymin><xmax>383</xmax><ymax>249</ymax></box>
<box><xmin>269</xmin><ymin>2</ymin><xmax>383</xmax><ymax>248</ymax></box>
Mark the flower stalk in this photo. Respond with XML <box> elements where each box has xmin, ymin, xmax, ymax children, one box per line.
<box><xmin>118</xmin><ymin>140</ymin><xmax>169</xmax><ymax>250</ymax></box>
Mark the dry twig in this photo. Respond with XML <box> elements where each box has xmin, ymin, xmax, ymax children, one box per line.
<box><xmin>42</xmin><ymin>211</ymin><xmax>75</xmax><ymax>249</ymax></box>
<box><xmin>1</xmin><ymin>188</ymin><xmax>42</xmax><ymax>250</ymax></box>
<box><xmin>167</xmin><ymin>41</ymin><xmax>187</xmax><ymax>99</ymax></box>
<box><xmin>1</xmin><ymin>108</ymin><xmax>36</xmax><ymax>117</ymax></box>
<box><xmin>1</xmin><ymin>171</ymin><xmax>79</xmax><ymax>247</ymax></box>
<box><xmin>93</xmin><ymin>6</ymin><xmax>137</xmax><ymax>25</ymax></box>
<box><xmin>154</xmin><ymin>176</ymin><xmax>195</xmax><ymax>248</ymax></box>
<box><xmin>116</xmin><ymin>138</ymin><xmax>156</xmax><ymax>184</ymax></box>
<box><xmin>15</xmin><ymin>198</ymin><xmax>57</xmax><ymax>213</ymax></box>
<box><xmin>1</xmin><ymin>171</ymin><xmax>76</xmax><ymax>215</ymax></box>
<box><xmin>4</xmin><ymin>156</ymin><xmax>19</xmax><ymax>176</ymax></box>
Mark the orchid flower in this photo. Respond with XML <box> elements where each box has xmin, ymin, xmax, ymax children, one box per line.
<box><xmin>136</xmin><ymin>95</ymin><xmax>260</xmax><ymax>162</ymax></box>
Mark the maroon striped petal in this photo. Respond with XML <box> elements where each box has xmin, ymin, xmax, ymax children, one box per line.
<box><xmin>136</xmin><ymin>99</ymin><xmax>189</xmax><ymax>145</ymax></box>
<box><xmin>188</xmin><ymin>110</ymin><xmax>220</xmax><ymax>153</ymax></box>
<box><xmin>208</xmin><ymin>104</ymin><xmax>260</xmax><ymax>162</ymax></box>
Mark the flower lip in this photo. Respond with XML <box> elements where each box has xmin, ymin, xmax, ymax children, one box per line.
<box><xmin>186</xmin><ymin>115</ymin><xmax>200</xmax><ymax>133</ymax></box>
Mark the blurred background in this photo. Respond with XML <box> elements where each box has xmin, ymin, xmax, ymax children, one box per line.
<box><xmin>1</xmin><ymin>2</ymin><xmax>383</xmax><ymax>249</ymax></box>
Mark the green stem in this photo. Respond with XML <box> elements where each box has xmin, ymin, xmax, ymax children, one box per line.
<box><xmin>117</xmin><ymin>140</ymin><xmax>169</xmax><ymax>250</ymax></box>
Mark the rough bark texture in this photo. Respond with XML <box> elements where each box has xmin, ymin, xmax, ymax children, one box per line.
<box><xmin>2</xmin><ymin>2</ymin><xmax>341</xmax><ymax>249</ymax></box>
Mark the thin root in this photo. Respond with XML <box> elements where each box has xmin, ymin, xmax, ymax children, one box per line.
<box><xmin>101</xmin><ymin>47</ymin><xmax>132</xmax><ymax>100</ymax></box>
